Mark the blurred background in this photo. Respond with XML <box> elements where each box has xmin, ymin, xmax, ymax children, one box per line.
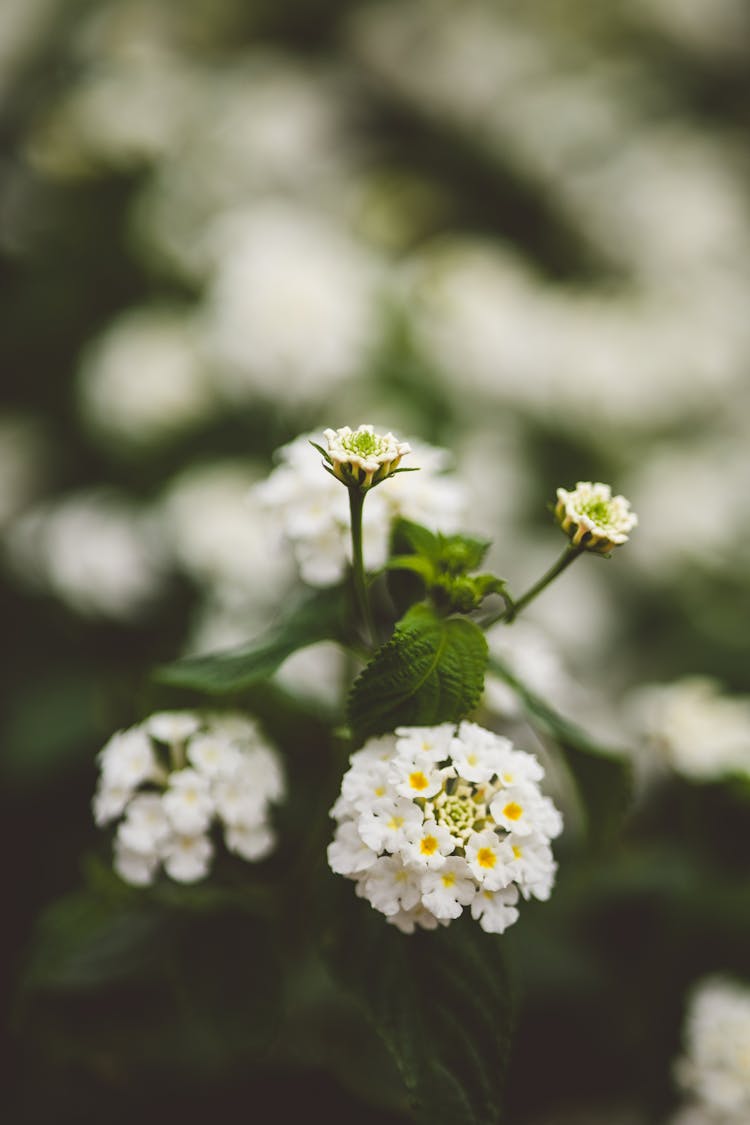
<box><xmin>2</xmin><ymin>1</ymin><xmax>750</xmax><ymax>1122</ymax></box>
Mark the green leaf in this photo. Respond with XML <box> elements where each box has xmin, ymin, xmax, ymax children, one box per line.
<box><xmin>18</xmin><ymin>883</ymin><xmax>283</xmax><ymax>1077</ymax></box>
<box><xmin>488</xmin><ymin>655</ymin><xmax>633</xmax><ymax>847</ymax></box>
<box><xmin>21</xmin><ymin>889</ymin><xmax>167</xmax><ymax>992</ymax></box>
<box><xmin>327</xmin><ymin>902</ymin><xmax>514</xmax><ymax>1125</ymax></box>
<box><xmin>391</xmin><ymin>519</ymin><xmax>490</xmax><ymax>574</ymax></box>
<box><xmin>153</xmin><ymin>586</ymin><xmax>349</xmax><ymax>694</ymax></box>
<box><xmin>392</xmin><ymin>518</ymin><xmax>441</xmax><ymax>560</ymax></box>
<box><xmin>348</xmin><ymin>604</ymin><xmax>488</xmax><ymax>743</ymax></box>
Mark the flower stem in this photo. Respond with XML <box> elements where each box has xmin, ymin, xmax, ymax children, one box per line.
<box><xmin>348</xmin><ymin>486</ymin><xmax>376</xmax><ymax>647</ymax></box>
<box><xmin>481</xmin><ymin>544</ymin><xmax>584</xmax><ymax>628</ymax></box>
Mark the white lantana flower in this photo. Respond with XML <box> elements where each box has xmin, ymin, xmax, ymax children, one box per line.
<box><xmin>625</xmin><ymin>677</ymin><xmax>750</xmax><ymax>783</ymax></box>
<box><xmin>201</xmin><ymin>203</ymin><xmax>384</xmax><ymax>404</ymax></box>
<box><xmin>253</xmin><ymin>432</ymin><xmax>467</xmax><ymax>587</ymax></box>
<box><xmin>77</xmin><ymin>307</ymin><xmax>216</xmax><ymax>451</ymax></box>
<box><xmin>4</xmin><ymin>490</ymin><xmax>167</xmax><ymax>620</ymax></box>
<box><xmin>328</xmin><ymin>721</ymin><xmax>562</xmax><ymax>934</ymax></box>
<box><xmin>673</xmin><ymin>977</ymin><xmax>750</xmax><ymax>1122</ymax></box>
<box><xmin>92</xmin><ymin>711</ymin><xmax>284</xmax><ymax>886</ymax></box>
<box><xmin>555</xmin><ymin>481</ymin><xmax>638</xmax><ymax>553</ymax></box>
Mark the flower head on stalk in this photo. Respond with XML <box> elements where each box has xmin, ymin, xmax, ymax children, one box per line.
<box><xmin>315</xmin><ymin>424</ymin><xmax>413</xmax><ymax>491</ymax></box>
<box><xmin>555</xmin><ymin>481</ymin><xmax>637</xmax><ymax>554</ymax></box>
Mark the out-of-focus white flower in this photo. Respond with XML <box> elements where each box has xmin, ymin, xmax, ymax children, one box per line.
<box><xmin>625</xmin><ymin>678</ymin><xmax>750</xmax><ymax>783</ymax></box>
<box><xmin>629</xmin><ymin>0</ymin><xmax>750</xmax><ymax>60</ymax></box>
<box><xmin>555</xmin><ymin>482</ymin><xmax>637</xmax><ymax>553</ymax></box>
<box><xmin>405</xmin><ymin>239</ymin><xmax>553</xmax><ymax>411</ymax></box>
<box><xmin>114</xmin><ymin>842</ymin><xmax>161</xmax><ymax>887</ymax></box>
<box><xmin>146</xmin><ymin>712</ymin><xmax>201</xmax><ymax>746</ymax></box>
<box><xmin>28</xmin><ymin>48</ymin><xmax>199</xmax><ymax>174</ymax></box>
<box><xmin>98</xmin><ymin>727</ymin><xmax>163</xmax><ymax>795</ymax></box>
<box><xmin>158</xmin><ymin>459</ymin><xmax>294</xmax><ymax>606</ymax></box>
<box><xmin>163</xmin><ymin>833</ymin><xmax>214</xmax><ymax>883</ymax></box>
<box><xmin>4</xmin><ymin>489</ymin><xmax>167</xmax><ymax>620</ymax></box>
<box><xmin>93</xmin><ymin>711</ymin><xmax>285</xmax><ymax>886</ymax></box>
<box><xmin>162</xmin><ymin>769</ymin><xmax>214</xmax><ymax>836</ymax></box>
<box><xmin>483</xmin><ymin>621</ymin><xmax>580</xmax><ymax>721</ymax></box>
<box><xmin>623</xmin><ymin>440</ymin><xmax>750</xmax><ymax>580</ymax></box>
<box><xmin>328</xmin><ymin>721</ymin><xmax>561</xmax><ymax>933</ymax></box>
<box><xmin>116</xmin><ymin>794</ymin><xmax>171</xmax><ymax>855</ymax></box>
<box><xmin>132</xmin><ymin>53</ymin><xmax>358</xmax><ymax>279</ymax></box>
<box><xmin>201</xmin><ymin>203</ymin><xmax>385</xmax><ymax>405</ymax></box>
<box><xmin>673</xmin><ymin>977</ymin><xmax>750</xmax><ymax>1122</ymax></box>
<box><xmin>77</xmin><ymin>307</ymin><xmax>217</xmax><ymax>450</ymax></box>
<box><xmin>253</xmin><ymin>432</ymin><xmax>467</xmax><ymax>587</ymax></box>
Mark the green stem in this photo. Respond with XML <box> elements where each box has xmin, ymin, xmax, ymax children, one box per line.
<box><xmin>348</xmin><ymin>487</ymin><xmax>376</xmax><ymax>647</ymax></box>
<box><xmin>481</xmin><ymin>544</ymin><xmax>585</xmax><ymax>628</ymax></box>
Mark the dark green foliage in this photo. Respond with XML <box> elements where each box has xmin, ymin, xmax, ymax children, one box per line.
<box><xmin>386</xmin><ymin>519</ymin><xmax>507</xmax><ymax>615</ymax></box>
<box><xmin>327</xmin><ymin>900</ymin><xmax>514</xmax><ymax>1125</ymax></box>
<box><xmin>349</xmin><ymin>604</ymin><xmax>489</xmax><ymax>743</ymax></box>
<box><xmin>153</xmin><ymin>586</ymin><xmax>349</xmax><ymax>694</ymax></box>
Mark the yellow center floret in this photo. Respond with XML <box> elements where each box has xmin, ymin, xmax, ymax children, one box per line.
<box><xmin>420</xmin><ymin>835</ymin><xmax>438</xmax><ymax>856</ymax></box>
<box><xmin>387</xmin><ymin>816</ymin><xmax>405</xmax><ymax>830</ymax></box>
<box><xmin>409</xmin><ymin>771</ymin><xmax>429</xmax><ymax>791</ymax></box>
<box><xmin>441</xmin><ymin>872</ymin><xmax>456</xmax><ymax>888</ymax></box>
<box><xmin>503</xmin><ymin>801</ymin><xmax>523</xmax><ymax>821</ymax></box>
<box><xmin>476</xmin><ymin>847</ymin><xmax>497</xmax><ymax>869</ymax></box>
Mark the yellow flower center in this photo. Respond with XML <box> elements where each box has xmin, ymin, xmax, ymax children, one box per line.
<box><xmin>441</xmin><ymin>872</ymin><xmax>456</xmax><ymax>888</ymax></box>
<box><xmin>503</xmin><ymin>801</ymin><xmax>523</xmax><ymax>821</ymax></box>
<box><xmin>477</xmin><ymin>847</ymin><xmax>496</xmax><ymax>869</ymax></box>
<box><xmin>409</xmin><ymin>770</ymin><xmax>429</xmax><ymax>791</ymax></box>
<box><xmin>420</xmin><ymin>835</ymin><xmax>438</xmax><ymax>856</ymax></box>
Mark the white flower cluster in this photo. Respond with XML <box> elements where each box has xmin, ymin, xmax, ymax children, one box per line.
<box><xmin>4</xmin><ymin>489</ymin><xmax>167</xmax><ymax>620</ymax></box>
<box><xmin>253</xmin><ymin>432</ymin><xmax>466</xmax><ymax>586</ymax></box>
<box><xmin>328</xmin><ymin>722</ymin><xmax>562</xmax><ymax>934</ymax></box>
<box><xmin>93</xmin><ymin>711</ymin><xmax>284</xmax><ymax>885</ymax></box>
<box><xmin>625</xmin><ymin>677</ymin><xmax>750</xmax><ymax>784</ymax></box>
<box><xmin>673</xmin><ymin>977</ymin><xmax>750</xmax><ymax>1123</ymax></box>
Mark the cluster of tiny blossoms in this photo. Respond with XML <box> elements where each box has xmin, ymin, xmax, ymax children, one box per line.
<box><xmin>328</xmin><ymin>722</ymin><xmax>562</xmax><ymax>934</ymax></box>
<box><xmin>673</xmin><ymin>977</ymin><xmax>750</xmax><ymax>1123</ymax></box>
<box><xmin>93</xmin><ymin>711</ymin><xmax>284</xmax><ymax>885</ymax></box>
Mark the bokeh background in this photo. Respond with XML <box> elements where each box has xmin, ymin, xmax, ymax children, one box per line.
<box><xmin>2</xmin><ymin>1</ymin><xmax>750</xmax><ymax>1122</ymax></box>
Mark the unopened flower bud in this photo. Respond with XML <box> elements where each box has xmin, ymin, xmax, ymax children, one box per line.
<box><xmin>555</xmin><ymin>481</ymin><xmax>637</xmax><ymax>554</ymax></box>
<box><xmin>318</xmin><ymin>424</ymin><xmax>412</xmax><ymax>490</ymax></box>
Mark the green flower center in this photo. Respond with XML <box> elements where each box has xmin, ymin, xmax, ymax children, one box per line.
<box><xmin>341</xmin><ymin>431</ymin><xmax>386</xmax><ymax>458</ymax></box>
<box><xmin>578</xmin><ymin>498</ymin><xmax>614</xmax><ymax>527</ymax></box>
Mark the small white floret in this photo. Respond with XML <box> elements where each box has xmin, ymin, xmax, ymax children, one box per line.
<box><xmin>147</xmin><ymin>711</ymin><xmax>201</xmax><ymax>745</ymax></box>
<box><xmin>116</xmin><ymin>794</ymin><xmax>172</xmax><ymax>855</ymax></box>
<box><xmin>162</xmin><ymin>769</ymin><xmax>214</xmax><ymax>835</ymax></box>
<box><xmin>470</xmin><ymin>885</ymin><xmax>520</xmax><ymax>935</ymax></box>
<box><xmin>163</xmin><ymin>833</ymin><xmax>214</xmax><ymax>883</ymax></box>
<box><xmin>421</xmin><ymin>857</ymin><xmax>476</xmax><ymax>920</ymax></box>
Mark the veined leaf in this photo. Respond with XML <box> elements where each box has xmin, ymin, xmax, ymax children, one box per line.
<box><xmin>488</xmin><ymin>655</ymin><xmax>633</xmax><ymax>847</ymax></box>
<box><xmin>154</xmin><ymin>586</ymin><xmax>349</xmax><ymax>695</ymax></box>
<box><xmin>348</xmin><ymin>604</ymin><xmax>488</xmax><ymax>743</ymax></box>
<box><xmin>328</xmin><ymin>903</ymin><xmax>514</xmax><ymax>1125</ymax></box>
